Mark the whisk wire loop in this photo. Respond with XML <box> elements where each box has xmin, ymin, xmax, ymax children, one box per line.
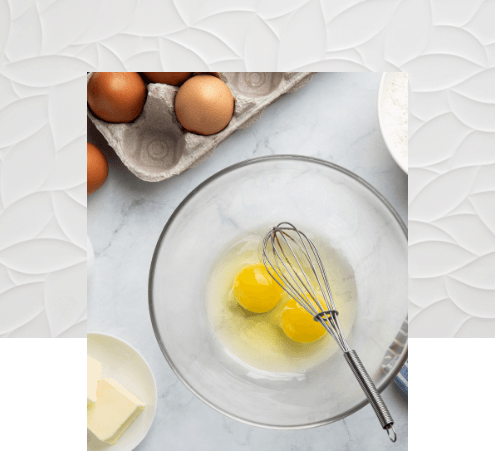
<box><xmin>264</xmin><ymin>235</ymin><xmax>309</xmax><ymax>308</ymax></box>
<box><xmin>272</xmin><ymin>229</ymin><xmax>321</xmax><ymax>314</ymax></box>
<box><xmin>263</xmin><ymin>222</ymin><xmax>349</xmax><ymax>350</ymax></box>
<box><xmin>287</xmin><ymin>226</ymin><xmax>345</xmax><ymax>337</ymax></box>
<box><xmin>282</xmin><ymin>227</ymin><xmax>330</xmax><ymax>311</ymax></box>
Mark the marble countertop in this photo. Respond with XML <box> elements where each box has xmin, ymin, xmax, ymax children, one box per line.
<box><xmin>88</xmin><ymin>72</ymin><xmax>408</xmax><ymax>451</ymax></box>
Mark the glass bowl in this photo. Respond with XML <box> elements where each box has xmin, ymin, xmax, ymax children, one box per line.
<box><xmin>149</xmin><ymin>155</ymin><xmax>407</xmax><ymax>429</ymax></box>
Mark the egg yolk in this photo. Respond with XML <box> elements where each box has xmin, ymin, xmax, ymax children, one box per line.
<box><xmin>282</xmin><ymin>296</ymin><xmax>327</xmax><ymax>343</ymax></box>
<box><xmin>233</xmin><ymin>264</ymin><xmax>283</xmax><ymax>313</ymax></box>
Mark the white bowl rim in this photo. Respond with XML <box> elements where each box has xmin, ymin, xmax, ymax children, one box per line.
<box><xmin>378</xmin><ymin>72</ymin><xmax>408</xmax><ymax>175</ymax></box>
<box><xmin>148</xmin><ymin>154</ymin><xmax>408</xmax><ymax>429</ymax></box>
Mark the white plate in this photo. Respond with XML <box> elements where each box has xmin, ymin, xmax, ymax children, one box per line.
<box><xmin>87</xmin><ymin>333</ymin><xmax>157</xmax><ymax>451</ymax></box>
<box><xmin>377</xmin><ymin>72</ymin><xmax>408</xmax><ymax>174</ymax></box>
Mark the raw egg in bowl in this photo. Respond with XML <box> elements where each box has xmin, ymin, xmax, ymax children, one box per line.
<box><xmin>149</xmin><ymin>155</ymin><xmax>407</xmax><ymax>429</ymax></box>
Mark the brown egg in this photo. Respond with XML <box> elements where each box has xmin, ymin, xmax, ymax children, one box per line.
<box><xmin>144</xmin><ymin>72</ymin><xmax>192</xmax><ymax>86</ymax></box>
<box><xmin>174</xmin><ymin>75</ymin><xmax>234</xmax><ymax>136</ymax></box>
<box><xmin>87</xmin><ymin>72</ymin><xmax>146</xmax><ymax>123</ymax></box>
<box><xmin>193</xmin><ymin>72</ymin><xmax>221</xmax><ymax>79</ymax></box>
<box><xmin>87</xmin><ymin>142</ymin><xmax>108</xmax><ymax>195</ymax></box>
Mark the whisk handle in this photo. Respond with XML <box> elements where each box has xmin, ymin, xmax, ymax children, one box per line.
<box><xmin>344</xmin><ymin>350</ymin><xmax>396</xmax><ymax>443</ymax></box>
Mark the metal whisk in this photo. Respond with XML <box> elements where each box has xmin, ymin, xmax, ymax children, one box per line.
<box><xmin>262</xmin><ymin>222</ymin><xmax>396</xmax><ymax>443</ymax></box>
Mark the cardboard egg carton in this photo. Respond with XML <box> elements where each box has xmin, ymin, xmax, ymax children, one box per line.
<box><xmin>87</xmin><ymin>72</ymin><xmax>314</xmax><ymax>182</ymax></box>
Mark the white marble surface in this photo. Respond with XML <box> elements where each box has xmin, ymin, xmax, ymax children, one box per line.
<box><xmin>88</xmin><ymin>73</ymin><xmax>407</xmax><ymax>451</ymax></box>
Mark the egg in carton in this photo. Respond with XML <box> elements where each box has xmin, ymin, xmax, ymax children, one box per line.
<box><xmin>87</xmin><ymin>72</ymin><xmax>314</xmax><ymax>182</ymax></box>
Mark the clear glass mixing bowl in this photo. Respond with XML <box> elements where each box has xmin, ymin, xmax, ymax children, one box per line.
<box><xmin>149</xmin><ymin>155</ymin><xmax>407</xmax><ymax>429</ymax></box>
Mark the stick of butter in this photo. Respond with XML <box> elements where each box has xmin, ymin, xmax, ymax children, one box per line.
<box><xmin>87</xmin><ymin>378</ymin><xmax>145</xmax><ymax>445</ymax></box>
<box><xmin>87</xmin><ymin>356</ymin><xmax>102</xmax><ymax>405</ymax></box>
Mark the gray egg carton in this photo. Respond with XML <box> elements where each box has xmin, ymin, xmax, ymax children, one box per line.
<box><xmin>87</xmin><ymin>72</ymin><xmax>314</xmax><ymax>182</ymax></box>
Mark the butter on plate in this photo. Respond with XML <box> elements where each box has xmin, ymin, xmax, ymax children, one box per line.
<box><xmin>87</xmin><ymin>356</ymin><xmax>102</xmax><ymax>405</ymax></box>
<box><xmin>87</xmin><ymin>378</ymin><xmax>145</xmax><ymax>445</ymax></box>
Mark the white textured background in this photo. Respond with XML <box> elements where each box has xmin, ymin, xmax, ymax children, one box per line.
<box><xmin>1</xmin><ymin>0</ymin><xmax>494</xmax><ymax>338</ymax></box>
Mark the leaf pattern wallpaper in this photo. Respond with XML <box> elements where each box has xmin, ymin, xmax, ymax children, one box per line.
<box><xmin>0</xmin><ymin>0</ymin><xmax>494</xmax><ymax>337</ymax></box>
